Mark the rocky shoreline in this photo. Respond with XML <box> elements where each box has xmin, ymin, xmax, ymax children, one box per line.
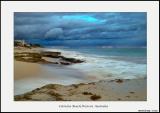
<box><xmin>14</xmin><ymin>41</ymin><xmax>84</xmax><ymax>65</ymax></box>
<box><xmin>15</xmin><ymin>51</ymin><xmax>84</xmax><ymax>65</ymax></box>
<box><xmin>14</xmin><ymin>40</ymin><xmax>146</xmax><ymax>101</ymax></box>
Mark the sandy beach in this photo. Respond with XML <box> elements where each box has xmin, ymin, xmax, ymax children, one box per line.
<box><xmin>14</xmin><ymin>47</ymin><xmax>147</xmax><ymax>101</ymax></box>
<box><xmin>15</xmin><ymin>62</ymin><xmax>146</xmax><ymax>101</ymax></box>
<box><xmin>14</xmin><ymin>61</ymin><xmax>42</xmax><ymax>80</ymax></box>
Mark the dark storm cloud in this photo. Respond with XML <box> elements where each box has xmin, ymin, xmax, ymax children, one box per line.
<box><xmin>14</xmin><ymin>12</ymin><xmax>146</xmax><ymax>47</ymax></box>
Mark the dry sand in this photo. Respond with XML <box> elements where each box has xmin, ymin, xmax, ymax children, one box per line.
<box><xmin>15</xmin><ymin>78</ymin><xmax>146</xmax><ymax>101</ymax></box>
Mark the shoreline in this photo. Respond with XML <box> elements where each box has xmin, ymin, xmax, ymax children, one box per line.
<box><xmin>14</xmin><ymin>46</ymin><xmax>147</xmax><ymax>101</ymax></box>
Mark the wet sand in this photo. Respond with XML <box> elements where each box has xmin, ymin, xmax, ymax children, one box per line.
<box><xmin>14</xmin><ymin>60</ymin><xmax>42</xmax><ymax>80</ymax></box>
<box><xmin>14</xmin><ymin>60</ymin><xmax>88</xmax><ymax>95</ymax></box>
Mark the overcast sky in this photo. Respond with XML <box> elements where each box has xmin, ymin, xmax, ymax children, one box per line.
<box><xmin>14</xmin><ymin>12</ymin><xmax>147</xmax><ymax>47</ymax></box>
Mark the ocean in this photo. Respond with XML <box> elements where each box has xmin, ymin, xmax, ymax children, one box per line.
<box><xmin>44</xmin><ymin>47</ymin><xmax>147</xmax><ymax>80</ymax></box>
<box><xmin>61</xmin><ymin>47</ymin><xmax>147</xmax><ymax>64</ymax></box>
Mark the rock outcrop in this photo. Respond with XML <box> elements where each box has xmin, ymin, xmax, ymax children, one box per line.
<box><xmin>15</xmin><ymin>52</ymin><xmax>45</xmax><ymax>63</ymax></box>
<box><xmin>14</xmin><ymin>40</ymin><xmax>84</xmax><ymax>65</ymax></box>
<box><xmin>14</xmin><ymin>51</ymin><xmax>84</xmax><ymax>65</ymax></box>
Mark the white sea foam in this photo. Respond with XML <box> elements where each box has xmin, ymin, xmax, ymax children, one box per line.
<box><xmin>44</xmin><ymin>48</ymin><xmax>147</xmax><ymax>80</ymax></box>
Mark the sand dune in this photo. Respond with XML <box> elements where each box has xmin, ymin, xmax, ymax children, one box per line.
<box><xmin>15</xmin><ymin>79</ymin><xmax>147</xmax><ymax>101</ymax></box>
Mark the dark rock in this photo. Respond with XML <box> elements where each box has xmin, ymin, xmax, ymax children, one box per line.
<box><xmin>115</xmin><ymin>79</ymin><xmax>123</xmax><ymax>83</ymax></box>
<box><xmin>41</xmin><ymin>51</ymin><xmax>61</xmax><ymax>58</ymax></box>
<box><xmin>129</xmin><ymin>92</ymin><xmax>135</xmax><ymax>94</ymax></box>
<box><xmin>79</xmin><ymin>83</ymin><xmax>86</xmax><ymax>86</ymax></box>
<box><xmin>40</xmin><ymin>60</ymin><xmax>59</xmax><ymax>64</ymax></box>
<box><xmin>82</xmin><ymin>92</ymin><xmax>93</xmax><ymax>95</ymax></box>
<box><xmin>60</xmin><ymin>56</ymin><xmax>84</xmax><ymax>63</ymax></box>
<box><xmin>90</xmin><ymin>95</ymin><xmax>101</xmax><ymax>100</ymax></box>
<box><xmin>60</xmin><ymin>62</ymin><xmax>71</xmax><ymax>65</ymax></box>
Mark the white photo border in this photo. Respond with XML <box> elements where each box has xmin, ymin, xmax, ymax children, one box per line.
<box><xmin>1</xmin><ymin>1</ymin><xmax>159</xmax><ymax>112</ymax></box>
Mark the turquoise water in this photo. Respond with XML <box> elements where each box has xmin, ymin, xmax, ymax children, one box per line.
<box><xmin>53</xmin><ymin>47</ymin><xmax>147</xmax><ymax>64</ymax></box>
<box><xmin>62</xmin><ymin>47</ymin><xmax>146</xmax><ymax>57</ymax></box>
